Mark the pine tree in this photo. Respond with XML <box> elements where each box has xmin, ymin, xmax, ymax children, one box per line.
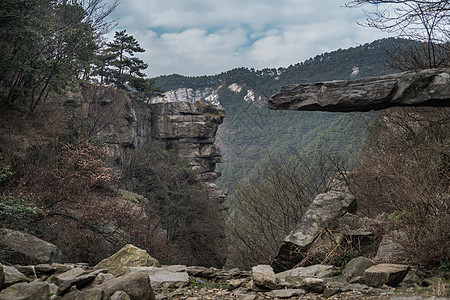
<box><xmin>102</xmin><ymin>30</ymin><xmax>148</xmax><ymax>89</ymax></box>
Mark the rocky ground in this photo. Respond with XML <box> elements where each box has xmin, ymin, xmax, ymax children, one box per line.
<box><xmin>0</xmin><ymin>244</ymin><xmax>448</xmax><ymax>300</ymax></box>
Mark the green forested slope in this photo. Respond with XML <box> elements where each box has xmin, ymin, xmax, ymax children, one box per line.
<box><xmin>155</xmin><ymin>38</ymin><xmax>407</xmax><ymax>191</ymax></box>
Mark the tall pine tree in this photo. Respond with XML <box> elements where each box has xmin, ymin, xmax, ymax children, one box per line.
<box><xmin>102</xmin><ymin>30</ymin><xmax>148</xmax><ymax>89</ymax></box>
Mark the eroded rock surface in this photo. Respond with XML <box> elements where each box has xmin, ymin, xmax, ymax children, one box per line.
<box><xmin>269</xmin><ymin>68</ymin><xmax>450</xmax><ymax>112</ymax></box>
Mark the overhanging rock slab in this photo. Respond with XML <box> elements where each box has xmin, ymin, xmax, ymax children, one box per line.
<box><xmin>269</xmin><ymin>68</ymin><xmax>450</xmax><ymax>112</ymax></box>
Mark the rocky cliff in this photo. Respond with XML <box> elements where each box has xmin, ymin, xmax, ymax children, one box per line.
<box><xmin>145</xmin><ymin>101</ymin><xmax>228</xmax><ymax>205</ymax></box>
<box><xmin>73</xmin><ymin>86</ymin><xmax>228</xmax><ymax>266</ymax></box>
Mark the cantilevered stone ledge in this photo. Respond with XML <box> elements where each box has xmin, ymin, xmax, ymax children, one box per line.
<box><xmin>269</xmin><ymin>68</ymin><xmax>450</xmax><ymax>112</ymax></box>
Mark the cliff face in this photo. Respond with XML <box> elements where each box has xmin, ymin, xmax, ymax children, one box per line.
<box><xmin>146</xmin><ymin>101</ymin><xmax>228</xmax><ymax>205</ymax></box>
<box><xmin>75</xmin><ymin>86</ymin><xmax>228</xmax><ymax>267</ymax></box>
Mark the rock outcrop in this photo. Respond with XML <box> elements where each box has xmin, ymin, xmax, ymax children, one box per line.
<box><xmin>271</xmin><ymin>175</ymin><xmax>356</xmax><ymax>272</ymax></box>
<box><xmin>269</xmin><ymin>68</ymin><xmax>450</xmax><ymax>112</ymax></box>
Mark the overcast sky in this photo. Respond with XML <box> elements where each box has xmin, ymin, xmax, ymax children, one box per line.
<box><xmin>106</xmin><ymin>0</ymin><xmax>392</xmax><ymax>78</ymax></box>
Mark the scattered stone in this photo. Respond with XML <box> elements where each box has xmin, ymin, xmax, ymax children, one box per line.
<box><xmin>14</xmin><ymin>264</ymin><xmax>55</xmax><ymax>277</ymax></box>
<box><xmin>252</xmin><ymin>265</ymin><xmax>277</xmax><ymax>290</ymax></box>
<box><xmin>94</xmin><ymin>244</ymin><xmax>160</xmax><ymax>277</ymax></box>
<box><xmin>2</xmin><ymin>265</ymin><xmax>29</xmax><ymax>287</ymax></box>
<box><xmin>186</xmin><ymin>266</ymin><xmax>219</xmax><ymax>278</ymax></box>
<box><xmin>276</xmin><ymin>264</ymin><xmax>338</xmax><ymax>282</ymax></box>
<box><xmin>111</xmin><ymin>290</ymin><xmax>131</xmax><ymax>300</ymax></box>
<box><xmin>93</xmin><ymin>273</ymin><xmax>115</xmax><ymax>285</ymax></box>
<box><xmin>400</xmin><ymin>270</ymin><xmax>423</xmax><ymax>286</ymax></box>
<box><xmin>363</xmin><ymin>263</ymin><xmax>410</xmax><ymax>287</ymax></box>
<box><xmin>62</xmin><ymin>288</ymin><xmax>104</xmax><ymax>300</ymax></box>
<box><xmin>0</xmin><ymin>281</ymin><xmax>49</xmax><ymax>300</ymax></box>
<box><xmin>268</xmin><ymin>288</ymin><xmax>306</xmax><ymax>298</ymax></box>
<box><xmin>240</xmin><ymin>295</ymin><xmax>257</xmax><ymax>300</ymax></box>
<box><xmin>48</xmin><ymin>267</ymin><xmax>86</xmax><ymax>285</ymax></box>
<box><xmin>228</xmin><ymin>278</ymin><xmax>248</xmax><ymax>290</ymax></box>
<box><xmin>343</xmin><ymin>257</ymin><xmax>375</xmax><ymax>279</ymax></box>
<box><xmin>0</xmin><ymin>228</ymin><xmax>63</xmax><ymax>264</ymax></box>
<box><xmin>130</xmin><ymin>267</ymin><xmax>189</xmax><ymax>289</ymax></box>
<box><xmin>57</xmin><ymin>272</ymin><xmax>99</xmax><ymax>296</ymax></box>
<box><xmin>283</xmin><ymin>276</ymin><xmax>325</xmax><ymax>293</ymax></box>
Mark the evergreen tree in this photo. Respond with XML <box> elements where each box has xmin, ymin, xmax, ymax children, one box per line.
<box><xmin>102</xmin><ymin>30</ymin><xmax>148</xmax><ymax>89</ymax></box>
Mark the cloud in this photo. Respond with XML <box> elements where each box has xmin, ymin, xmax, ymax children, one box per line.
<box><xmin>106</xmin><ymin>0</ymin><xmax>392</xmax><ymax>77</ymax></box>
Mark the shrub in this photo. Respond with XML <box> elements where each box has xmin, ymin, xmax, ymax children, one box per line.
<box><xmin>351</xmin><ymin>107</ymin><xmax>450</xmax><ymax>268</ymax></box>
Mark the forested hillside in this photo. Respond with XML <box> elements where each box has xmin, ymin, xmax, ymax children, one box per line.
<box><xmin>154</xmin><ymin>38</ymin><xmax>407</xmax><ymax>191</ymax></box>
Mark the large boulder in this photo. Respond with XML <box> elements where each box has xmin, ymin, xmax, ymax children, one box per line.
<box><xmin>0</xmin><ymin>281</ymin><xmax>50</xmax><ymax>300</ymax></box>
<box><xmin>272</xmin><ymin>189</ymin><xmax>356</xmax><ymax>272</ymax></box>
<box><xmin>94</xmin><ymin>272</ymin><xmax>155</xmax><ymax>300</ymax></box>
<box><xmin>363</xmin><ymin>263</ymin><xmax>409</xmax><ymax>287</ymax></box>
<box><xmin>269</xmin><ymin>68</ymin><xmax>450</xmax><ymax>112</ymax></box>
<box><xmin>94</xmin><ymin>244</ymin><xmax>160</xmax><ymax>277</ymax></box>
<box><xmin>0</xmin><ymin>228</ymin><xmax>63</xmax><ymax>264</ymax></box>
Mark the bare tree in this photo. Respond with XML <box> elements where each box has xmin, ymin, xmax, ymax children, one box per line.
<box><xmin>225</xmin><ymin>152</ymin><xmax>347</xmax><ymax>269</ymax></box>
<box><xmin>347</xmin><ymin>0</ymin><xmax>450</xmax><ymax>69</ymax></box>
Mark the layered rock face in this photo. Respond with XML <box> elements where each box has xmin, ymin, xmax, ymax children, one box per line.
<box><xmin>269</xmin><ymin>68</ymin><xmax>450</xmax><ymax>112</ymax></box>
<box><xmin>146</xmin><ymin>101</ymin><xmax>228</xmax><ymax>205</ymax></box>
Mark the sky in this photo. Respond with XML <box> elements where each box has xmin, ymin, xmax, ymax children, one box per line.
<box><xmin>106</xmin><ymin>0</ymin><xmax>392</xmax><ymax>78</ymax></box>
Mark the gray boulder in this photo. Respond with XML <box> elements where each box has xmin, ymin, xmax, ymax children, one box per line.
<box><xmin>251</xmin><ymin>265</ymin><xmax>277</xmax><ymax>290</ymax></box>
<box><xmin>48</xmin><ymin>267</ymin><xmax>86</xmax><ymax>285</ymax></box>
<box><xmin>130</xmin><ymin>266</ymin><xmax>189</xmax><ymax>289</ymax></box>
<box><xmin>283</xmin><ymin>276</ymin><xmax>325</xmax><ymax>293</ymax></box>
<box><xmin>272</xmin><ymin>189</ymin><xmax>356</xmax><ymax>272</ymax></box>
<box><xmin>94</xmin><ymin>272</ymin><xmax>155</xmax><ymax>300</ymax></box>
<box><xmin>0</xmin><ymin>264</ymin><xmax>4</xmax><ymax>289</ymax></box>
<box><xmin>276</xmin><ymin>264</ymin><xmax>338</xmax><ymax>282</ymax></box>
<box><xmin>363</xmin><ymin>263</ymin><xmax>410</xmax><ymax>287</ymax></box>
<box><xmin>0</xmin><ymin>281</ymin><xmax>50</xmax><ymax>300</ymax></box>
<box><xmin>268</xmin><ymin>289</ymin><xmax>306</xmax><ymax>298</ymax></box>
<box><xmin>111</xmin><ymin>291</ymin><xmax>131</xmax><ymax>300</ymax></box>
<box><xmin>2</xmin><ymin>265</ymin><xmax>29</xmax><ymax>287</ymax></box>
<box><xmin>0</xmin><ymin>228</ymin><xmax>63</xmax><ymax>264</ymax></box>
<box><xmin>62</xmin><ymin>288</ymin><xmax>104</xmax><ymax>300</ymax></box>
<box><xmin>343</xmin><ymin>257</ymin><xmax>374</xmax><ymax>279</ymax></box>
<box><xmin>375</xmin><ymin>231</ymin><xmax>407</xmax><ymax>262</ymax></box>
<box><xmin>269</xmin><ymin>68</ymin><xmax>450</xmax><ymax>112</ymax></box>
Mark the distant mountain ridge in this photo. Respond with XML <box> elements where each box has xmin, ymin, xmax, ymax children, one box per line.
<box><xmin>151</xmin><ymin>38</ymin><xmax>406</xmax><ymax>191</ymax></box>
